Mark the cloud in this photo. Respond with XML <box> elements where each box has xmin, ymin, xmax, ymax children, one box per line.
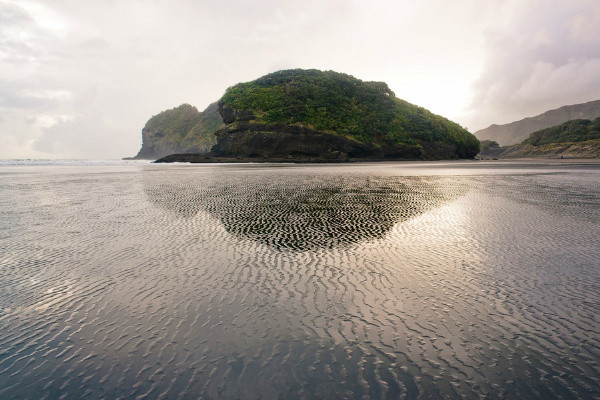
<box><xmin>5</xmin><ymin>0</ymin><xmax>598</xmax><ymax>156</ymax></box>
<box><xmin>0</xmin><ymin>1</ymin><xmax>151</xmax><ymax>158</ymax></box>
<box><xmin>0</xmin><ymin>0</ymin><xmax>491</xmax><ymax>158</ymax></box>
<box><xmin>465</xmin><ymin>0</ymin><xmax>600</xmax><ymax>131</ymax></box>
<box><xmin>514</xmin><ymin>58</ymin><xmax>600</xmax><ymax>103</ymax></box>
<box><xmin>28</xmin><ymin>83</ymin><xmax>144</xmax><ymax>159</ymax></box>
<box><xmin>34</xmin><ymin>114</ymin><xmax>125</xmax><ymax>159</ymax></box>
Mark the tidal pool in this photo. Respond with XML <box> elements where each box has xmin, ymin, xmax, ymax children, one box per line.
<box><xmin>0</xmin><ymin>160</ymin><xmax>599</xmax><ymax>399</ymax></box>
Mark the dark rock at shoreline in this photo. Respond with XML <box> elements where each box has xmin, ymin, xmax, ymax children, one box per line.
<box><xmin>155</xmin><ymin>154</ymin><xmax>349</xmax><ymax>163</ymax></box>
<box><xmin>210</xmin><ymin>119</ymin><xmax>423</xmax><ymax>159</ymax></box>
<box><xmin>155</xmin><ymin>120</ymin><xmax>431</xmax><ymax>163</ymax></box>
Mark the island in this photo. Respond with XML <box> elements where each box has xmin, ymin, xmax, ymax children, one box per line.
<box><xmin>131</xmin><ymin>69</ymin><xmax>480</xmax><ymax>162</ymax></box>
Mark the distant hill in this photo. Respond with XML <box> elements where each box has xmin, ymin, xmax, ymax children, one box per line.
<box><xmin>523</xmin><ymin>118</ymin><xmax>600</xmax><ymax>146</ymax></box>
<box><xmin>133</xmin><ymin>103</ymin><xmax>222</xmax><ymax>160</ymax></box>
<box><xmin>477</xmin><ymin>117</ymin><xmax>600</xmax><ymax>159</ymax></box>
<box><xmin>474</xmin><ymin>99</ymin><xmax>600</xmax><ymax>145</ymax></box>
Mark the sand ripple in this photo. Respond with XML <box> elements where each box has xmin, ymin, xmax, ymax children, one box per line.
<box><xmin>0</xmin><ymin>162</ymin><xmax>599</xmax><ymax>399</ymax></box>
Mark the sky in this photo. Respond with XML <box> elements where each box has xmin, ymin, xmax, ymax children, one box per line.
<box><xmin>1</xmin><ymin>0</ymin><xmax>600</xmax><ymax>159</ymax></box>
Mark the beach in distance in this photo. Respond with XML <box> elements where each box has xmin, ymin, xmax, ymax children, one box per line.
<box><xmin>0</xmin><ymin>159</ymin><xmax>599</xmax><ymax>399</ymax></box>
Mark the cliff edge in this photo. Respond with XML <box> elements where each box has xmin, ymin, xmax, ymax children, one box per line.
<box><xmin>132</xmin><ymin>103</ymin><xmax>223</xmax><ymax>159</ymax></box>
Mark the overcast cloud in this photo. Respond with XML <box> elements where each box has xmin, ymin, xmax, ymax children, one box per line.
<box><xmin>0</xmin><ymin>0</ymin><xmax>599</xmax><ymax>158</ymax></box>
<box><xmin>467</xmin><ymin>0</ymin><xmax>600</xmax><ymax>129</ymax></box>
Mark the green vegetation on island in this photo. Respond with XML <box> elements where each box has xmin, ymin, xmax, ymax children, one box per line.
<box><xmin>219</xmin><ymin>69</ymin><xmax>479</xmax><ymax>159</ymax></box>
<box><xmin>133</xmin><ymin>103</ymin><xmax>222</xmax><ymax>159</ymax></box>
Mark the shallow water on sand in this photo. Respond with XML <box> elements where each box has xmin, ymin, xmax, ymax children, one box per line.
<box><xmin>0</xmin><ymin>160</ymin><xmax>599</xmax><ymax>399</ymax></box>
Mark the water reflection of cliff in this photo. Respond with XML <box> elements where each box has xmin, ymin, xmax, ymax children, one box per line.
<box><xmin>144</xmin><ymin>169</ymin><xmax>469</xmax><ymax>250</ymax></box>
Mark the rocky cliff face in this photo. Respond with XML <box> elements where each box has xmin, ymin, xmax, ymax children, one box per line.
<box><xmin>212</xmin><ymin>122</ymin><xmax>374</xmax><ymax>161</ymax></box>
<box><xmin>133</xmin><ymin>103</ymin><xmax>223</xmax><ymax>159</ymax></box>
<box><xmin>475</xmin><ymin>99</ymin><xmax>600</xmax><ymax>145</ymax></box>
<box><xmin>210</xmin><ymin>102</ymin><xmax>462</xmax><ymax>161</ymax></box>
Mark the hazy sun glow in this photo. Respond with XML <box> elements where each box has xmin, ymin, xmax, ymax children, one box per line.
<box><xmin>0</xmin><ymin>0</ymin><xmax>599</xmax><ymax>158</ymax></box>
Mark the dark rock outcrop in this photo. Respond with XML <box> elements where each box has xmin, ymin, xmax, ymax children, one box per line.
<box><xmin>218</xmin><ymin>102</ymin><xmax>256</xmax><ymax>124</ymax></box>
<box><xmin>211</xmin><ymin>120</ymin><xmax>417</xmax><ymax>160</ymax></box>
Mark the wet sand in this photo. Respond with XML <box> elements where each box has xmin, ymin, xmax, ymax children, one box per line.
<box><xmin>0</xmin><ymin>160</ymin><xmax>599</xmax><ymax>399</ymax></box>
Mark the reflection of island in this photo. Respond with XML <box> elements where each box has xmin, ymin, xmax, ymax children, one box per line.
<box><xmin>145</xmin><ymin>171</ymin><xmax>469</xmax><ymax>250</ymax></box>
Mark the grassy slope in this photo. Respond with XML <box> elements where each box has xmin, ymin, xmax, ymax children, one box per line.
<box><xmin>137</xmin><ymin>103</ymin><xmax>222</xmax><ymax>158</ymax></box>
<box><xmin>478</xmin><ymin>117</ymin><xmax>600</xmax><ymax>159</ymax></box>
<box><xmin>523</xmin><ymin>117</ymin><xmax>600</xmax><ymax>146</ymax></box>
<box><xmin>183</xmin><ymin>102</ymin><xmax>222</xmax><ymax>151</ymax></box>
